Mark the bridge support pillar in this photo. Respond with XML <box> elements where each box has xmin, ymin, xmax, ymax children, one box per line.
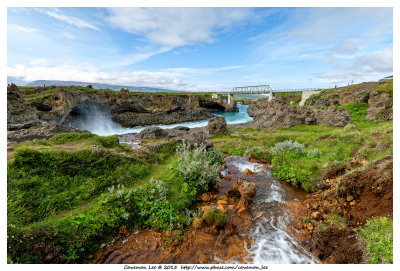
<box><xmin>268</xmin><ymin>91</ymin><xmax>275</xmax><ymax>101</ymax></box>
<box><xmin>299</xmin><ymin>90</ymin><xmax>321</xmax><ymax>106</ymax></box>
<box><xmin>228</xmin><ymin>93</ymin><xmax>234</xmax><ymax>105</ymax></box>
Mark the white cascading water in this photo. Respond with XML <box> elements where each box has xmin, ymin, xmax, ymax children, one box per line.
<box><xmin>222</xmin><ymin>156</ymin><xmax>319</xmax><ymax>264</ymax></box>
<box><xmin>74</xmin><ymin>103</ymin><xmax>252</xmax><ymax>136</ymax></box>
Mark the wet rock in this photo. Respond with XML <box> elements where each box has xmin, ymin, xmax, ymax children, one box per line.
<box><xmin>224</xmin><ymin>224</ymin><xmax>238</xmax><ymax>236</ymax></box>
<box><xmin>217</xmin><ymin>200</ymin><xmax>228</xmax><ymax>206</ymax></box>
<box><xmin>218</xmin><ymin>205</ymin><xmax>226</xmax><ymax>212</ymax></box>
<box><xmin>199</xmin><ymin>192</ymin><xmax>216</xmax><ymax>202</ymax></box>
<box><xmin>311</xmin><ymin>211</ymin><xmax>321</xmax><ymax>220</ymax></box>
<box><xmin>232</xmin><ymin>179</ymin><xmax>256</xmax><ymax>219</ymax></box>
<box><xmin>243</xmin><ymin>168</ymin><xmax>254</xmax><ymax>176</ymax></box>
<box><xmin>192</xmin><ymin>217</ymin><xmax>204</xmax><ymax>229</ymax></box>
<box><xmin>317</xmin><ymin>181</ymin><xmax>331</xmax><ymax>190</ymax></box>
<box><xmin>171</xmin><ymin>126</ymin><xmax>190</xmax><ymax>131</ymax></box>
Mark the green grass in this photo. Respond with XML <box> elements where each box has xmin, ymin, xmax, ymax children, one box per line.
<box><xmin>213</xmin><ymin>120</ymin><xmax>392</xmax><ymax>192</ymax></box>
<box><xmin>338</xmin><ymin>102</ymin><xmax>369</xmax><ymax>120</ymax></box>
<box><xmin>375</xmin><ymin>79</ymin><xmax>393</xmax><ymax>98</ymax></box>
<box><xmin>11</xmin><ymin>132</ymin><xmax>133</xmax><ymax>155</ymax></box>
<box><xmin>15</xmin><ymin>85</ymin><xmax>214</xmax><ymax>99</ymax></box>
<box><xmin>360</xmin><ymin>217</ymin><xmax>393</xmax><ymax>264</ymax></box>
<box><xmin>7</xmin><ymin>136</ymin><xmax>225</xmax><ymax>263</ymax></box>
<box><xmin>7</xmin><ymin>138</ymin><xmax>178</xmax><ymax>263</ymax></box>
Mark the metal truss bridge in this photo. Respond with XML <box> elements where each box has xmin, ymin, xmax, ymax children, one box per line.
<box><xmin>213</xmin><ymin>85</ymin><xmax>321</xmax><ymax>106</ymax></box>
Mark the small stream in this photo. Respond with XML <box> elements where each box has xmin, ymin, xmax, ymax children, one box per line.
<box><xmin>220</xmin><ymin>156</ymin><xmax>319</xmax><ymax>264</ymax></box>
<box><xmin>92</xmin><ymin>155</ymin><xmax>319</xmax><ymax>264</ymax></box>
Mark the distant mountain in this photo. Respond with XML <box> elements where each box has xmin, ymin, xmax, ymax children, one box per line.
<box><xmin>22</xmin><ymin>80</ymin><xmax>186</xmax><ymax>93</ymax></box>
<box><xmin>7</xmin><ymin>76</ymin><xmax>29</xmax><ymax>86</ymax></box>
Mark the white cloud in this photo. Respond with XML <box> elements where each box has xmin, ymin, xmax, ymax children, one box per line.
<box><xmin>331</xmin><ymin>39</ymin><xmax>360</xmax><ymax>56</ymax></box>
<box><xmin>7</xmin><ymin>64</ymin><xmax>194</xmax><ymax>91</ymax></box>
<box><xmin>106</xmin><ymin>8</ymin><xmax>255</xmax><ymax>46</ymax></box>
<box><xmin>318</xmin><ymin>47</ymin><xmax>393</xmax><ymax>84</ymax></box>
<box><xmin>162</xmin><ymin>65</ymin><xmax>244</xmax><ymax>76</ymax></box>
<box><xmin>9</xmin><ymin>24</ymin><xmax>38</xmax><ymax>33</ymax></box>
<box><xmin>41</xmin><ymin>9</ymin><xmax>99</xmax><ymax>30</ymax></box>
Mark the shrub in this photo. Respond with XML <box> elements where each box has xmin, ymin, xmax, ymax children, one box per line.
<box><xmin>204</xmin><ymin>210</ymin><xmax>228</xmax><ymax>228</ymax></box>
<box><xmin>270</xmin><ymin>140</ymin><xmax>305</xmax><ymax>156</ymax></box>
<box><xmin>174</xmin><ymin>142</ymin><xmax>221</xmax><ymax>197</ymax></box>
<box><xmin>206</xmin><ymin>147</ymin><xmax>225</xmax><ymax>164</ymax></box>
<box><xmin>360</xmin><ymin>217</ymin><xmax>393</xmax><ymax>264</ymax></box>
<box><xmin>307</xmin><ymin>148</ymin><xmax>322</xmax><ymax>158</ymax></box>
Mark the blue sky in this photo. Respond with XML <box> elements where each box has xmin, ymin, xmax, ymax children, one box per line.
<box><xmin>7</xmin><ymin>7</ymin><xmax>393</xmax><ymax>91</ymax></box>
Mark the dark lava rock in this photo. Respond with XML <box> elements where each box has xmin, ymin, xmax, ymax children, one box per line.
<box><xmin>204</xmin><ymin>115</ymin><xmax>228</xmax><ymax>136</ymax></box>
<box><xmin>249</xmin><ymin>100</ymin><xmax>352</xmax><ymax>128</ymax></box>
<box><xmin>136</xmin><ymin>126</ymin><xmax>170</xmax><ymax>139</ymax></box>
<box><xmin>7</xmin><ymin>121</ymin><xmax>86</xmax><ymax>144</ymax></box>
<box><xmin>167</xmin><ymin>130</ymin><xmax>213</xmax><ymax>149</ymax></box>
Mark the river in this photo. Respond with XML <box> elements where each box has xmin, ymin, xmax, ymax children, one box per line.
<box><xmin>79</xmin><ymin>103</ymin><xmax>252</xmax><ymax>136</ymax></box>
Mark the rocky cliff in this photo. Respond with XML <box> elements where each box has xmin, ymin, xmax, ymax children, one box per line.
<box><xmin>305</xmin><ymin>81</ymin><xmax>393</xmax><ymax>121</ymax></box>
<box><xmin>248</xmin><ymin>99</ymin><xmax>352</xmax><ymax>128</ymax></box>
<box><xmin>247</xmin><ymin>80</ymin><xmax>392</xmax><ymax>128</ymax></box>
<box><xmin>7</xmin><ymin>85</ymin><xmax>230</xmax><ymax>128</ymax></box>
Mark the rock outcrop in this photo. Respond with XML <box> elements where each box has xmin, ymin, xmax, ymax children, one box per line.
<box><xmin>304</xmin><ymin>81</ymin><xmax>393</xmax><ymax>121</ymax></box>
<box><xmin>166</xmin><ymin>130</ymin><xmax>213</xmax><ymax>149</ymax></box>
<box><xmin>7</xmin><ymin>86</ymin><xmax>230</xmax><ymax>128</ymax></box>
<box><xmin>248</xmin><ymin>100</ymin><xmax>351</xmax><ymax>128</ymax></box>
<box><xmin>7</xmin><ymin>121</ymin><xmax>86</xmax><ymax>144</ymax></box>
<box><xmin>203</xmin><ymin>115</ymin><xmax>228</xmax><ymax>136</ymax></box>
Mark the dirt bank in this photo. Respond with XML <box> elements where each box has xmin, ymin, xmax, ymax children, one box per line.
<box><xmin>287</xmin><ymin>156</ymin><xmax>393</xmax><ymax>263</ymax></box>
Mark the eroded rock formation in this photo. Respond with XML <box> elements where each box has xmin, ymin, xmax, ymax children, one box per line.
<box><xmin>248</xmin><ymin>100</ymin><xmax>352</xmax><ymax>128</ymax></box>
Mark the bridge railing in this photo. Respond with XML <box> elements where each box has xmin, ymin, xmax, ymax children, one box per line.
<box><xmin>215</xmin><ymin>86</ymin><xmax>324</xmax><ymax>94</ymax></box>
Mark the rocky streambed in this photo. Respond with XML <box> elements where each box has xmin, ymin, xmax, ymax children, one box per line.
<box><xmin>91</xmin><ymin>155</ymin><xmax>318</xmax><ymax>264</ymax></box>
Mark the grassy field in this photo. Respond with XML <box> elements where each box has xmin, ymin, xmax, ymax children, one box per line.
<box><xmin>7</xmin><ymin>133</ymin><xmax>224</xmax><ymax>263</ymax></box>
<box><xmin>212</xmin><ymin>120</ymin><xmax>392</xmax><ymax>192</ymax></box>
<box><xmin>15</xmin><ymin>85</ymin><xmax>213</xmax><ymax>99</ymax></box>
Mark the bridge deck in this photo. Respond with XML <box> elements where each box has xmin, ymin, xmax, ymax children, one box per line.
<box><xmin>216</xmin><ymin>88</ymin><xmax>320</xmax><ymax>94</ymax></box>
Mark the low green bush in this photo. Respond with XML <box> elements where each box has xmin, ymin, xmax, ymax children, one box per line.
<box><xmin>173</xmin><ymin>142</ymin><xmax>222</xmax><ymax>201</ymax></box>
<box><xmin>360</xmin><ymin>217</ymin><xmax>393</xmax><ymax>264</ymax></box>
<box><xmin>204</xmin><ymin>210</ymin><xmax>228</xmax><ymax>228</ymax></box>
<box><xmin>270</xmin><ymin>139</ymin><xmax>305</xmax><ymax>155</ymax></box>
